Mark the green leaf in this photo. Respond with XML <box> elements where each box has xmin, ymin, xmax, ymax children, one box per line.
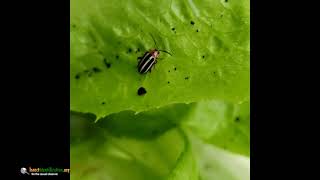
<box><xmin>70</xmin><ymin>112</ymin><xmax>198</xmax><ymax>180</ymax></box>
<box><xmin>70</xmin><ymin>0</ymin><xmax>250</xmax><ymax>119</ymax></box>
<box><xmin>191</xmin><ymin>135</ymin><xmax>250</xmax><ymax>180</ymax></box>
<box><xmin>167</xmin><ymin>129</ymin><xmax>199</xmax><ymax>180</ymax></box>
<box><xmin>95</xmin><ymin>103</ymin><xmax>194</xmax><ymax>139</ymax></box>
<box><xmin>182</xmin><ymin>100</ymin><xmax>250</xmax><ymax>156</ymax></box>
<box><xmin>70</xmin><ymin>97</ymin><xmax>250</xmax><ymax>179</ymax></box>
<box><xmin>94</xmin><ymin>99</ymin><xmax>250</xmax><ymax>157</ymax></box>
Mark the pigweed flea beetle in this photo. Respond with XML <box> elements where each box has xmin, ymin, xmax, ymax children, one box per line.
<box><xmin>137</xmin><ymin>34</ymin><xmax>172</xmax><ymax>74</ymax></box>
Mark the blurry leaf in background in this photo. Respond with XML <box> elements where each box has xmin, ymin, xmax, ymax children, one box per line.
<box><xmin>95</xmin><ymin>103</ymin><xmax>194</xmax><ymax>139</ymax></box>
<box><xmin>70</xmin><ymin>98</ymin><xmax>250</xmax><ymax>179</ymax></box>
<box><xmin>70</xmin><ymin>112</ymin><xmax>197</xmax><ymax>180</ymax></box>
<box><xmin>182</xmin><ymin>100</ymin><xmax>250</xmax><ymax>156</ymax></box>
<box><xmin>94</xmin><ymin>99</ymin><xmax>250</xmax><ymax>156</ymax></box>
<box><xmin>191</xmin><ymin>134</ymin><xmax>250</xmax><ymax>180</ymax></box>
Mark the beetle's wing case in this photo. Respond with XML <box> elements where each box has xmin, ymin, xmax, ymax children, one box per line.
<box><xmin>143</xmin><ymin>57</ymin><xmax>156</xmax><ymax>73</ymax></box>
<box><xmin>137</xmin><ymin>52</ymin><xmax>148</xmax><ymax>66</ymax></box>
<box><xmin>138</xmin><ymin>54</ymin><xmax>156</xmax><ymax>74</ymax></box>
<box><xmin>138</xmin><ymin>52</ymin><xmax>151</xmax><ymax>67</ymax></box>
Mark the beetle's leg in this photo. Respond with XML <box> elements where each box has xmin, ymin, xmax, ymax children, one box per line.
<box><xmin>137</xmin><ymin>57</ymin><xmax>142</xmax><ymax>60</ymax></box>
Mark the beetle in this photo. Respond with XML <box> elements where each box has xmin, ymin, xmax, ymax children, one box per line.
<box><xmin>137</xmin><ymin>34</ymin><xmax>172</xmax><ymax>74</ymax></box>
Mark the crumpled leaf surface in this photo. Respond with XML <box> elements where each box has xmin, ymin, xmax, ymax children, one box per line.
<box><xmin>70</xmin><ymin>0</ymin><xmax>249</xmax><ymax>119</ymax></box>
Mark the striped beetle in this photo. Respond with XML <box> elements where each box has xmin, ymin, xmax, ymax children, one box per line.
<box><xmin>137</xmin><ymin>34</ymin><xmax>172</xmax><ymax>74</ymax></box>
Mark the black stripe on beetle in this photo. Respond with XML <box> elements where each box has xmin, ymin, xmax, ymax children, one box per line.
<box><xmin>137</xmin><ymin>50</ymin><xmax>157</xmax><ymax>74</ymax></box>
<box><xmin>138</xmin><ymin>52</ymin><xmax>151</xmax><ymax>67</ymax></box>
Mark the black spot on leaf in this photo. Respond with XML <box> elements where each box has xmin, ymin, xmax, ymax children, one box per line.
<box><xmin>116</xmin><ymin>55</ymin><xmax>119</xmax><ymax>59</ymax></box>
<box><xmin>225</xmin><ymin>0</ymin><xmax>228</xmax><ymax>2</ymax></box>
<box><xmin>102</xmin><ymin>102</ymin><xmax>105</xmax><ymax>105</ymax></box>
<box><xmin>202</xmin><ymin>55</ymin><xmax>205</xmax><ymax>58</ymax></box>
<box><xmin>137</xmin><ymin>87</ymin><xmax>147</xmax><ymax>96</ymax></box>
<box><xmin>172</xmin><ymin>27</ymin><xmax>175</xmax><ymax>31</ymax></box>
<box><xmin>196</xmin><ymin>29</ymin><xmax>199</xmax><ymax>32</ymax></box>
<box><xmin>75</xmin><ymin>74</ymin><xmax>80</xmax><ymax>79</ymax></box>
<box><xmin>190</xmin><ymin>21</ymin><xmax>195</xmax><ymax>25</ymax></box>
<box><xmin>168</xmin><ymin>81</ymin><xmax>170</xmax><ymax>84</ymax></box>
<box><xmin>235</xmin><ymin>116</ymin><xmax>240</xmax><ymax>122</ymax></box>
<box><xmin>185</xmin><ymin>77</ymin><xmax>189</xmax><ymax>80</ymax></box>
<box><xmin>92</xmin><ymin>67</ymin><xmax>101</xmax><ymax>73</ymax></box>
<box><xmin>103</xmin><ymin>58</ymin><xmax>111</xmax><ymax>68</ymax></box>
<box><xmin>174</xmin><ymin>67</ymin><xmax>177</xmax><ymax>71</ymax></box>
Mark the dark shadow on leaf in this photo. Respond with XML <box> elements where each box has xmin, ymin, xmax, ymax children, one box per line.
<box><xmin>70</xmin><ymin>111</ymin><xmax>107</xmax><ymax>147</ymax></box>
<box><xmin>95</xmin><ymin>103</ymin><xmax>196</xmax><ymax>139</ymax></box>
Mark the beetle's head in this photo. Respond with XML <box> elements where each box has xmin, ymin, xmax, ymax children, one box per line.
<box><xmin>150</xmin><ymin>49</ymin><xmax>160</xmax><ymax>58</ymax></box>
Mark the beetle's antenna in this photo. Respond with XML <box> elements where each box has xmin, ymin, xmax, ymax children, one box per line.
<box><xmin>149</xmin><ymin>33</ymin><xmax>159</xmax><ymax>49</ymax></box>
<box><xmin>149</xmin><ymin>33</ymin><xmax>172</xmax><ymax>56</ymax></box>
<box><xmin>158</xmin><ymin>50</ymin><xmax>172</xmax><ymax>56</ymax></box>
